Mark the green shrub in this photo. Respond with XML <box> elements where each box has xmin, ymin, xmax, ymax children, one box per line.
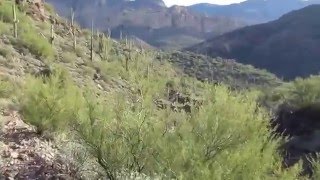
<box><xmin>0</xmin><ymin>1</ymin><xmax>55</xmax><ymax>59</ymax></box>
<box><xmin>75</xmin><ymin>47</ymin><xmax>87</xmax><ymax>58</ymax></box>
<box><xmin>264</xmin><ymin>75</ymin><xmax>320</xmax><ymax>108</ymax></box>
<box><xmin>20</xmin><ymin>68</ymin><xmax>82</xmax><ymax>134</ymax></box>
<box><xmin>61</xmin><ymin>51</ymin><xmax>77</xmax><ymax>64</ymax></box>
<box><xmin>44</xmin><ymin>3</ymin><xmax>55</xmax><ymax>14</ymax></box>
<box><xmin>16</xmin><ymin>61</ymin><xmax>304</xmax><ymax>179</ymax></box>
<box><xmin>0</xmin><ymin>2</ymin><xmax>13</xmax><ymax>23</ymax></box>
<box><xmin>311</xmin><ymin>157</ymin><xmax>320</xmax><ymax>179</ymax></box>
<box><xmin>0</xmin><ymin>21</ymin><xmax>10</xmax><ymax>35</ymax></box>
<box><xmin>74</xmin><ymin>85</ymin><xmax>302</xmax><ymax>179</ymax></box>
<box><xmin>0</xmin><ymin>79</ymin><xmax>14</xmax><ymax>98</ymax></box>
<box><xmin>19</xmin><ymin>28</ymin><xmax>55</xmax><ymax>59</ymax></box>
<box><xmin>0</xmin><ymin>47</ymin><xmax>11</xmax><ymax>58</ymax></box>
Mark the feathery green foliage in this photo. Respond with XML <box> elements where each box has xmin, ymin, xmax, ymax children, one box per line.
<box><xmin>263</xmin><ymin>75</ymin><xmax>320</xmax><ymax>108</ymax></box>
<box><xmin>0</xmin><ymin>21</ymin><xmax>10</xmax><ymax>35</ymax></box>
<box><xmin>61</xmin><ymin>51</ymin><xmax>77</xmax><ymax>64</ymax></box>
<box><xmin>0</xmin><ymin>78</ymin><xmax>15</xmax><ymax>99</ymax></box>
<box><xmin>0</xmin><ymin>1</ymin><xmax>55</xmax><ymax>59</ymax></box>
<box><xmin>19</xmin><ymin>69</ymin><xmax>303</xmax><ymax>179</ymax></box>
<box><xmin>19</xmin><ymin>68</ymin><xmax>82</xmax><ymax>134</ymax></box>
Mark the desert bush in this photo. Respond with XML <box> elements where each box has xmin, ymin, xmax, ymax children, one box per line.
<box><xmin>0</xmin><ymin>78</ymin><xmax>15</xmax><ymax>98</ymax></box>
<box><xmin>19</xmin><ymin>27</ymin><xmax>55</xmax><ymax>59</ymax></box>
<box><xmin>16</xmin><ymin>63</ymin><xmax>304</xmax><ymax>179</ymax></box>
<box><xmin>44</xmin><ymin>3</ymin><xmax>55</xmax><ymax>14</ymax></box>
<box><xmin>96</xmin><ymin>60</ymin><xmax>127</xmax><ymax>81</ymax></box>
<box><xmin>20</xmin><ymin>68</ymin><xmax>82</xmax><ymax>134</ymax></box>
<box><xmin>0</xmin><ymin>1</ymin><xmax>55</xmax><ymax>59</ymax></box>
<box><xmin>0</xmin><ymin>47</ymin><xmax>11</xmax><ymax>58</ymax></box>
<box><xmin>73</xmin><ymin>84</ymin><xmax>302</xmax><ymax>179</ymax></box>
<box><xmin>311</xmin><ymin>156</ymin><xmax>320</xmax><ymax>179</ymax></box>
<box><xmin>0</xmin><ymin>21</ymin><xmax>10</xmax><ymax>35</ymax></box>
<box><xmin>0</xmin><ymin>2</ymin><xmax>13</xmax><ymax>23</ymax></box>
<box><xmin>75</xmin><ymin>46</ymin><xmax>87</xmax><ymax>58</ymax></box>
<box><xmin>263</xmin><ymin>75</ymin><xmax>320</xmax><ymax>108</ymax></box>
<box><xmin>149</xmin><ymin>86</ymin><xmax>300</xmax><ymax>179</ymax></box>
<box><xmin>61</xmin><ymin>51</ymin><xmax>77</xmax><ymax>64</ymax></box>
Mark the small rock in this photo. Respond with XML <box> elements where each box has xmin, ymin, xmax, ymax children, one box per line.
<box><xmin>2</xmin><ymin>110</ymin><xmax>11</xmax><ymax>116</ymax></box>
<box><xmin>9</xmin><ymin>144</ymin><xmax>19</xmax><ymax>150</ymax></box>
<box><xmin>97</xmin><ymin>84</ymin><xmax>103</xmax><ymax>90</ymax></box>
<box><xmin>18</xmin><ymin>154</ymin><xmax>28</xmax><ymax>161</ymax></box>
<box><xmin>11</xmin><ymin>152</ymin><xmax>19</xmax><ymax>159</ymax></box>
<box><xmin>2</xmin><ymin>149</ymin><xmax>11</xmax><ymax>158</ymax></box>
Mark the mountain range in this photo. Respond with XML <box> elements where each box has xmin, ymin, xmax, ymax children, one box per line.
<box><xmin>46</xmin><ymin>0</ymin><xmax>320</xmax><ymax>79</ymax></box>
<box><xmin>189</xmin><ymin>0</ymin><xmax>320</xmax><ymax>23</ymax></box>
<box><xmin>187</xmin><ymin>5</ymin><xmax>320</xmax><ymax>79</ymax></box>
<box><xmin>47</xmin><ymin>0</ymin><xmax>246</xmax><ymax>50</ymax></box>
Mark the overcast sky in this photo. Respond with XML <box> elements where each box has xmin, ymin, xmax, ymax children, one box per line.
<box><xmin>163</xmin><ymin>0</ymin><xmax>246</xmax><ymax>6</ymax></box>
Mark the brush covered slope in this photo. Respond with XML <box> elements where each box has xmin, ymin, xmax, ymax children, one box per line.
<box><xmin>0</xmin><ymin>0</ymin><xmax>315</xmax><ymax>179</ymax></box>
<box><xmin>187</xmin><ymin>5</ymin><xmax>320</xmax><ymax>80</ymax></box>
<box><xmin>163</xmin><ymin>51</ymin><xmax>281</xmax><ymax>89</ymax></box>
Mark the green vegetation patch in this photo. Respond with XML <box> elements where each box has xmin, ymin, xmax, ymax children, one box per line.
<box><xmin>263</xmin><ymin>75</ymin><xmax>320</xmax><ymax>109</ymax></box>
<box><xmin>0</xmin><ymin>78</ymin><xmax>15</xmax><ymax>99</ymax></box>
<box><xmin>0</xmin><ymin>1</ymin><xmax>55</xmax><ymax>59</ymax></box>
<box><xmin>18</xmin><ymin>68</ymin><xmax>302</xmax><ymax>179</ymax></box>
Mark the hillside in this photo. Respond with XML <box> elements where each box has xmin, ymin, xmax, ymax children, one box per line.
<box><xmin>187</xmin><ymin>5</ymin><xmax>320</xmax><ymax>80</ymax></box>
<box><xmin>189</xmin><ymin>0</ymin><xmax>320</xmax><ymax>23</ymax></box>
<box><xmin>162</xmin><ymin>51</ymin><xmax>281</xmax><ymax>89</ymax></box>
<box><xmin>2</xmin><ymin>0</ymin><xmax>320</xmax><ymax>179</ymax></box>
<box><xmin>46</xmin><ymin>0</ymin><xmax>246</xmax><ymax>50</ymax></box>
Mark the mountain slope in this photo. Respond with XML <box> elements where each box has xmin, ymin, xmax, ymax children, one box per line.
<box><xmin>163</xmin><ymin>51</ymin><xmax>281</xmax><ymax>89</ymax></box>
<box><xmin>187</xmin><ymin>5</ymin><xmax>320</xmax><ymax>80</ymax></box>
<box><xmin>1</xmin><ymin>1</ymin><xmax>319</xmax><ymax>179</ymax></box>
<box><xmin>46</xmin><ymin>0</ymin><xmax>246</xmax><ymax>50</ymax></box>
<box><xmin>189</xmin><ymin>0</ymin><xmax>320</xmax><ymax>23</ymax></box>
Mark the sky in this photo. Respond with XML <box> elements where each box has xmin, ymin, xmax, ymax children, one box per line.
<box><xmin>163</xmin><ymin>0</ymin><xmax>246</xmax><ymax>6</ymax></box>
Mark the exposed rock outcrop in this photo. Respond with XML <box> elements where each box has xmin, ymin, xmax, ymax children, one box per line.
<box><xmin>155</xmin><ymin>90</ymin><xmax>203</xmax><ymax>113</ymax></box>
<box><xmin>16</xmin><ymin>0</ymin><xmax>47</xmax><ymax>21</ymax></box>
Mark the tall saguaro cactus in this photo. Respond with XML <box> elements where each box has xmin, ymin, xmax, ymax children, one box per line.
<box><xmin>107</xmin><ymin>28</ymin><xmax>111</xmax><ymax>39</ymax></box>
<box><xmin>12</xmin><ymin>3</ymin><xmax>18</xmax><ymax>38</ymax></box>
<box><xmin>50</xmin><ymin>23</ymin><xmax>55</xmax><ymax>45</ymax></box>
<box><xmin>124</xmin><ymin>41</ymin><xmax>132</xmax><ymax>72</ymax></box>
<box><xmin>98</xmin><ymin>33</ymin><xmax>105</xmax><ymax>54</ymax></box>
<box><xmin>70</xmin><ymin>8</ymin><xmax>76</xmax><ymax>50</ymax></box>
<box><xmin>90</xmin><ymin>20</ymin><xmax>94</xmax><ymax>61</ymax></box>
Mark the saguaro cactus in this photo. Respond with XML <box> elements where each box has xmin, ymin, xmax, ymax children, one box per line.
<box><xmin>90</xmin><ymin>20</ymin><xmax>94</xmax><ymax>61</ymax></box>
<box><xmin>12</xmin><ymin>4</ymin><xmax>18</xmax><ymax>38</ymax></box>
<box><xmin>146</xmin><ymin>64</ymin><xmax>150</xmax><ymax>80</ymax></box>
<box><xmin>120</xmin><ymin>30</ymin><xmax>123</xmax><ymax>40</ymax></box>
<box><xmin>70</xmin><ymin>8</ymin><xmax>77</xmax><ymax>50</ymax></box>
<box><xmin>99</xmin><ymin>33</ymin><xmax>110</xmax><ymax>60</ymax></box>
<box><xmin>98</xmin><ymin>33</ymin><xmax>105</xmax><ymax>54</ymax></box>
<box><xmin>107</xmin><ymin>28</ymin><xmax>111</xmax><ymax>39</ymax></box>
<box><xmin>124</xmin><ymin>41</ymin><xmax>132</xmax><ymax>72</ymax></box>
<box><xmin>50</xmin><ymin>23</ymin><xmax>55</xmax><ymax>45</ymax></box>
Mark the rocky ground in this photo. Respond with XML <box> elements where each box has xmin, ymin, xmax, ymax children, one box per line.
<box><xmin>0</xmin><ymin>108</ymin><xmax>77</xmax><ymax>179</ymax></box>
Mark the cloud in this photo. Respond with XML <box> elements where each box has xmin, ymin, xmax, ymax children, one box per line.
<box><xmin>163</xmin><ymin>0</ymin><xmax>246</xmax><ymax>6</ymax></box>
